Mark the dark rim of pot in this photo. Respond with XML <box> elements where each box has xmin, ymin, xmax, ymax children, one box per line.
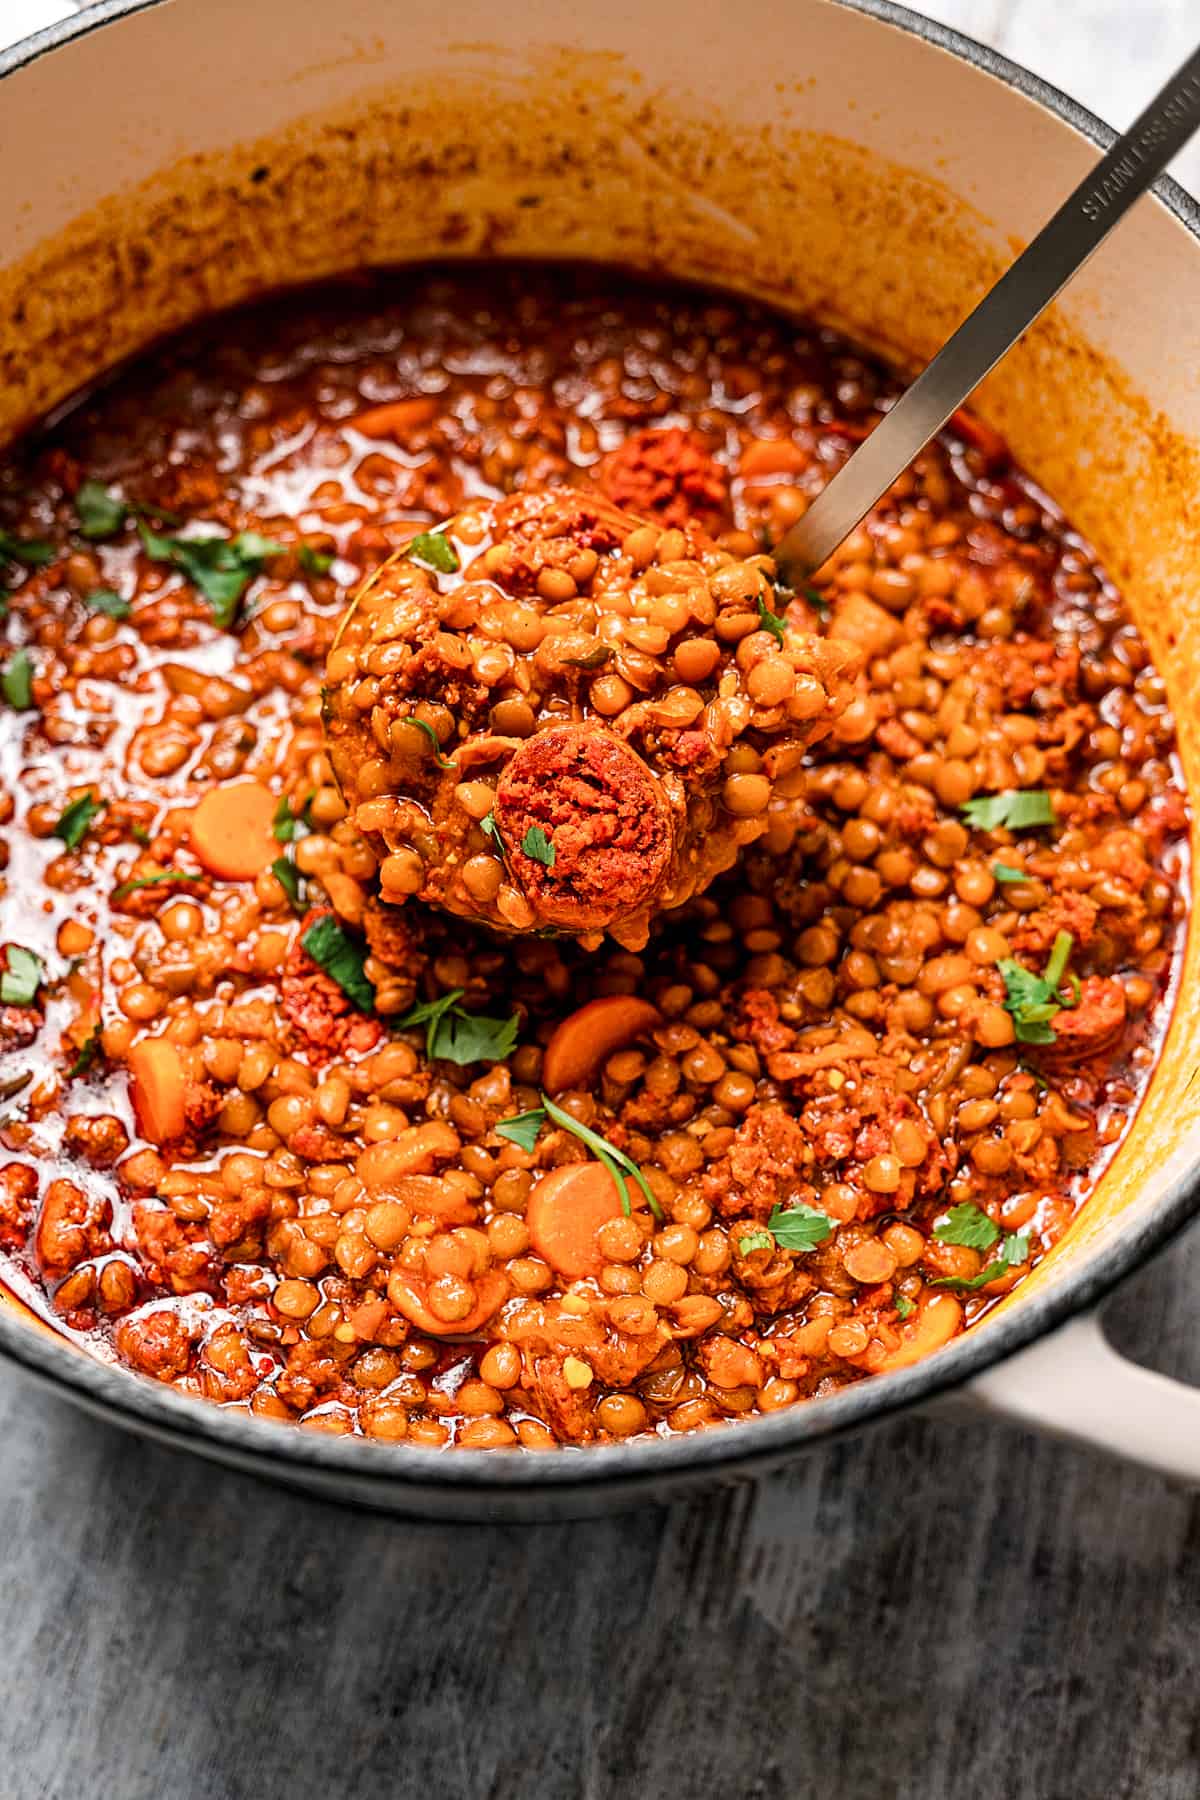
<box><xmin>0</xmin><ymin>0</ymin><xmax>1198</xmax><ymax>1499</ymax></box>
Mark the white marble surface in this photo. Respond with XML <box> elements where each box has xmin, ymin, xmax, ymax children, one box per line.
<box><xmin>1</xmin><ymin>6</ymin><xmax>1200</xmax><ymax>1799</ymax></box>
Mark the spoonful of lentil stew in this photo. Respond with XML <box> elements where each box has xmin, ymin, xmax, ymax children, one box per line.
<box><xmin>323</xmin><ymin>484</ymin><xmax>858</xmax><ymax>949</ymax></box>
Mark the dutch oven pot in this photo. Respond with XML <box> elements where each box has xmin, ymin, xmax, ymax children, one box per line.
<box><xmin>2</xmin><ymin>0</ymin><xmax>1200</xmax><ymax>1520</ymax></box>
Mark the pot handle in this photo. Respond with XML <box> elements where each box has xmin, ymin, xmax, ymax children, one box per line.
<box><xmin>967</xmin><ymin>1309</ymin><xmax>1200</xmax><ymax>1484</ymax></box>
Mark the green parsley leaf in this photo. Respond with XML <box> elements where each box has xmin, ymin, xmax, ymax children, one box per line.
<box><xmin>301</xmin><ymin>914</ymin><xmax>375</xmax><ymax>1012</ymax></box>
<box><xmin>756</xmin><ymin>594</ymin><xmax>787</xmax><ymax>644</ymax></box>
<box><xmin>738</xmin><ymin>1230</ymin><xmax>774</xmax><ymax>1255</ymax></box>
<box><xmin>932</xmin><ymin>1230</ymin><xmax>1031</xmax><ymax>1292</ymax></box>
<box><xmin>69</xmin><ymin>1027</ymin><xmax>104</xmax><ymax>1078</ymax></box>
<box><xmin>0</xmin><ymin>530</ymin><xmax>54</xmax><ymax>568</ymax></box>
<box><xmin>272</xmin><ymin>793</ymin><xmax>313</xmax><ymax>843</ymax></box>
<box><xmin>434</xmin><ymin>1007</ymin><xmax>520</xmax><ymax>1066</ymax></box>
<box><xmin>407</xmin><ymin>530</ymin><xmax>459</xmax><ymax>575</ymax></box>
<box><xmin>802</xmin><ymin>584</ymin><xmax>830</xmax><ymax>617</ymax></box>
<box><xmin>138</xmin><ymin>523</ymin><xmax>284</xmax><ymax>629</ymax></box>
<box><xmin>894</xmin><ymin>1292</ymin><xmax>916</xmax><ymax>1321</ymax></box>
<box><xmin>84</xmin><ymin>588</ymin><xmax>131</xmax><ymax>620</ymax></box>
<box><xmin>410</xmin><ymin>717</ymin><xmax>456</xmax><ymax>769</ymax></box>
<box><xmin>961</xmin><ymin>790</ymin><xmax>1056</xmax><ymax>832</ymax></box>
<box><xmin>495</xmin><ymin>1108</ymin><xmax>547</xmax><ymax>1153</ymax></box>
<box><xmin>991</xmin><ymin>863</ymin><xmax>1025</xmax><ymax>883</ymax></box>
<box><xmin>271</xmin><ymin>855</ymin><xmax>304</xmax><ymax>911</ymax></box>
<box><xmin>112</xmin><ymin>870</ymin><xmax>203</xmax><ymax>900</ymax></box>
<box><xmin>933</xmin><ymin>1202</ymin><xmax>999</xmax><ymax>1252</ymax></box>
<box><xmin>521</xmin><ymin>825</ymin><xmax>556</xmax><ymax>868</ymax></box>
<box><xmin>997</xmin><ymin>930</ymin><xmax>1075</xmax><ymax>1044</ymax></box>
<box><xmin>75</xmin><ymin>480</ymin><xmax>128</xmax><ymax>540</ymax></box>
<box><xmin>1</xmin><ymin>649</ymin><xmax>34</xmax><ymax>710</ymax></box>
<box><xmin>479</xmin><ymin>810</ymin><xmax>513</xmax><ymax>872</ymax></box>
<box><xmin>298</xmin><ymin>543</ymin><xmax>334</xmax><ymax>577</ymax></box>
<box><xmin>53</xmin><ymin>792</ymin><xmax>105</xmax><ymax>850</ymax></box>
<box><xmin>763</xmin><ymin>1202</ymin><xmax>835</xmax><ymax>1252</ymax></box>
<box><xmin>395</xmin><ymin>988</ymin><xmax>465</xmax><ymax>1060</ymax></box>
<box><xmin>0</xmin><ymin>945</ymin><xmax>42</xmax><ymax>1006</ymax></box>
<box><xmin>394</xmin><ymin>986</ymin><xmax>519</xmax><ymax>1066</ymax></box>
<box><xmin>130</xmin><ymin>824</ymin><xmax>152</xmax><ymax>847</ymax></box>
<box><xmin>540</xmin><ymin>1092</ymin><xmax>664</xmax><ymax>1221</ymax></box>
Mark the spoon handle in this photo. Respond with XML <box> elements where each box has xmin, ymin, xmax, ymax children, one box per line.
<box><xmin>774</xmin><ymin>43</ymin><xmax>1200</xmax><ymax>583</ymax></box>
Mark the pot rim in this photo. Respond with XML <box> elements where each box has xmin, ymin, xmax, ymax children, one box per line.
<box><xmin>0</xmin><ymin>0</ymin><xmax>1197</xmax><ymax>1498</ymax></box>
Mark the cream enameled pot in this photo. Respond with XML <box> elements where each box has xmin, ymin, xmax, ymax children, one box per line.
<box><xmin>1</xmin><ymin>0</ymin><xmax>1200</xmax><ymax>1518</ymax></box>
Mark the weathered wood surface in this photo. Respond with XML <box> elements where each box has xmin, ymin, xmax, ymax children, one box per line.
<box><xmin>2</xmin><ymin>5</ymin><xmax>1200</xmax><ymax>1797</ymax></box>
<box><xmin>1</xmin><ymin>1230</ymin><xmax>1199</xmax><ymax>1800</ymax></box>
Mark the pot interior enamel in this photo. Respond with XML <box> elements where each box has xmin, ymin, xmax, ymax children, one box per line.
<box><xmin>0</xmin><ymin>0</ymin><xmax>1197</xmax><ymax>1382</ymax></box>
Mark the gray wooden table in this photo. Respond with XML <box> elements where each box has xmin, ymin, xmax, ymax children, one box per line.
<box><xmin>3</xmin><ymin>6</ymin><xmax>1200</xmax><ymax>1798</ymax></box>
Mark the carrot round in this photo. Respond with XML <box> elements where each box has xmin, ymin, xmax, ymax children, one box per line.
<box><xmin>541</xmin><ymin>996</ymin><xmax>661</xmax><ymax>1095</ymax></box>
<box><xmin>128</xmin><ymin>1037</ymin><xmax>186</xmax><ymax>1144</ymax></box>
<box><xmin>526</xmin><ymin>1162</ymin><xmax>627</xmax><ymax>1280</ymax></box>
<box><xmin>876</xmin><ymin>1292</ymin><xmax>963</xmax><ymax>1373</ymax></box>
<box><xmin>387</xmin><ymin>1268</ymin><xmax>509</xmax><ymax>1337</ymax></box>
<box><xmin>189</xmin><ymin>779</ymin><xmax>277</xmax><ymax>881</ymax></box>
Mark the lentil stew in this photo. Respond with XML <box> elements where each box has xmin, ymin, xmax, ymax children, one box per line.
<box><xmin>0</xmin><ymin>265</ymin><xmax>1186</xmax><ymax>1448</ymax></box>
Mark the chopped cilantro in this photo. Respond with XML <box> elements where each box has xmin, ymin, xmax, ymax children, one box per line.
<box><xmin>756</xmin><ymin>594</ymin><xmax>787</xmax><ymax>644</ymax></box>
<box><xmin>932</xmin><ymin>1230</ymin><xmax>1031</xmax><ymax>1292</ymax></box>
<box><xmin>762</xmin><ymin>1202</ymin><xmax>835</xmax><ymax>1253</ymax></box>
<box><xmin>542</xmin><ymin>1093</ymin><xmax>664</xmax><ymax>1221</ymax></box>
<box><xmin>738</xmin><ymin>1230</ymin><xmax>775</xmax><ymax>1255</ymax></box>
<box><xmin>521</xmin><ymin>825</ymin><xmax>556</xmax><ymax>868</ymax></box>
<box><xmin>301</xmin><ymin>914</ymin><xmax>375</xmax><ymax>1012</ymax></box>
<box><xmin>991</xmin><ymin>863</ymin><xmax>1025</xmax><ymax>883</ymax></box>
<box><xmin>53</xmin><ymin>792</ymin><xmax>105</xmax><ymax>850</ymax></box>
<box><xmin>961</xmin><ymin>789</ymin><xmax>1056</xmax><ymax>832</ymax></box>
<box><xmin>84</xmin><ymin>588</ymin><xmax>131</xmax><ymax>620</ymax></box>
<box><xmin>997</xmin><ymin>930</ymin><xmax>1075</xmax><ymax>1044</ymax></box>
<box><xmin>298</xmin><ymin>543</ymin><xmax>334</xmax><ymax>577</ymax></box>
<box><xmin>69</xmin><ymin>1027</ymin><xmax>104</xmax><ymax>1078</ymax></box>
<box><xmin>410</xmin><ymin>717</ymin><xmax>456</xmax><ymax>769</ymax></box>
<box><xmin>407</xmin><ymin>530</ymin><xmax>459</xmax><ymax>575</ymax></box>
<box><xmin>802</xmin><ymin>583</ymin><xmax>830</xmax><ymax>617</ymax></box>
<box><xmin>138</xmin><ymin>523</ymin><xmax>284</xmax><ymax>629</ymax></box>
<box><xmin>272</xmin><ymin>792</ymin><xmax>313</xmax><ymax>843</ymax></box>
<box><xmin>894</xmin><ymin>1292</ymin><xmax>916</xmax><ymax>1321</ymax></box>
<box><xmin>271</xmin><ymin>855</ymin><xmax>304</xmax><ymax>910</ymax></box>
<box><xmin>0</xmin><ymin>946</ymin><xmax>42</xmax><ymax>1006</ymax></box>
<box><xmin>1</xmin><ymin>649</ymin><xmax>34</xmax><ymax>710</ymax></box>
<box><xmin>112</xmin><ymin>870</ymin><xmax>203</xmax><ymax>900</ymax></box>
<box><xmin>0</xmin><ymin>530</ymin><xmax>53</xmax><ymax>568</ymax></box>
<box><xmin>495</xmin><ymin>1109</ymin><xmax>546</xmax><ymax>1153</ymax></box>
<box><xmin>933</xmin><ymin>1202</ymin><xmax>1000</xmax><ymax>1252</ymax></box>
<box><xmin>395</xmin><ymin>986</ymin><xmax>519</xmax><ymax>1066</ymax></box>
<box><xmin>75</xmin><ymin>480</ymin><xmax>128</xmax><ymax>540</ymax></box>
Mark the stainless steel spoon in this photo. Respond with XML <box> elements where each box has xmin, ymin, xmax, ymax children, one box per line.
<box><xmin>774</xmin><ymin>43</ymin><xmax>1200</xmax><ymax>586</ymax></box>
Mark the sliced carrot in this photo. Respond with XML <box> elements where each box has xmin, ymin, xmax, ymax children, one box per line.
<box><xmin>876</xmin><ymin>1292</ymin><xmax>963</xmax><ymax>1373</ymax></box>
<box><xmin>541</xmin><ymin>995</ymin><xmax>662</xmax><ymax>1095</ymax></box>
<box><xmin>128</xmin><ymin>1037</ymin><xmax>187</xmax><ymax>1144</ymax></box>
<box><xmin>188</xmin><ymin>779</ymin><xmax>277</xmax><ymax>881</ymax></box>
<box><xmin>527</xmin><ymin>1162</ymin><xmax>627</xmax><ymax>1280</ymax></box>
<box><xmin>387</xmin><ymin>1268</ymin><xmax>509</xmax><ymax>1337</ymax></box>
<box><xmin>948</xmin><ymin>406</ymin><xmax>1009</xmax><ymax>466</ymax></box>
<box><xmin>346</xmin><ymin>1296</ymin><xmax>389</xmax><ymax>1341</ymax></box>
<box><xmin>349</xmin><ymin>396</ymin><xmax>440</xmax><ymax>440</ymax></box>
